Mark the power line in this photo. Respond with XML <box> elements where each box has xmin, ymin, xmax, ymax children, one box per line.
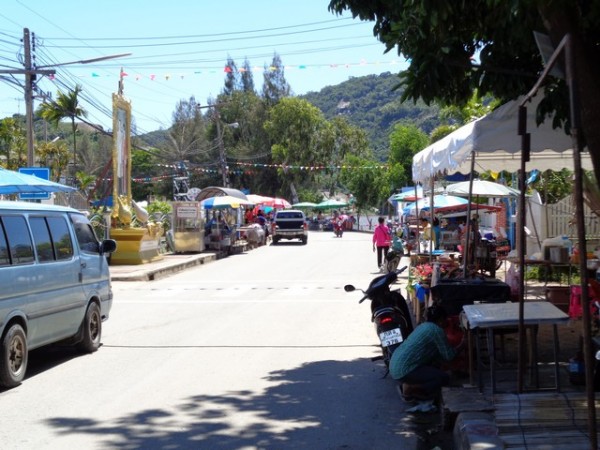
<box><xmin>44</xmin><ymin>18</ymin><xmax>354</xmax><ymax>41</ymax></box>
<box><xmin>41</xmin><ymin>23</ymin><xmax>364</xmax><ymax>50</ymax></box>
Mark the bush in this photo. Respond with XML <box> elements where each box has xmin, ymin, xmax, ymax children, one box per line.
<box><xmin>147</xmin><ymin>200</ymin><xmax>172</xmax><ymax>216</ymax></box>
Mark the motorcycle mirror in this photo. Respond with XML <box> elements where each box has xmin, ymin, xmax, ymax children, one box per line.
<box><xmin>344</xmin><ymin>284</ymin><xmax>356</xmax><ymax>292</ymax></box>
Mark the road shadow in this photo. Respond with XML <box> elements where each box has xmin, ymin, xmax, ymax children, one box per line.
<box><xmin>0</xmin><ymin>344</ymin><xmax>85</xmax><ymax>393</ymax></box>
<box><xmin>43</xmin><ymin>358</ymin><xmax>424</xmax><ymax>448</ymax></box>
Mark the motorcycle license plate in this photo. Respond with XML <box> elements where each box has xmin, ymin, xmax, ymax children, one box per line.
<box><xmin>379</xmin><ymin>328</ymin><xmax>403</xmax><ymax>347</ymax></box>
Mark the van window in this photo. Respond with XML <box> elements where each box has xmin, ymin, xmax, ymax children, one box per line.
<box><xmin>70</xmin><ymin>213</ymin><xmax>100</xmax><ymax>253</ymax></box>
<box><xmin>2</xmin><ymin>216</ymin><xmax>34</xmax><ymax>265</ymax></box>
<box><xmin>47</xmin><ymin>217</ymin><xmax>74</xmax><ymax>260</ymax></box>
<box><xmin>0</xmin><ymin>224</ymin><xmax>9</xmax><ymax>266</ymax></box>
<box><xmin>30</xmin><ymin>217</ymin><xmax>55</xmax><ymax>263</ymax></box>
<box><xmin>28</xmin><ymin>216</ymin><xmax>74</xmax><ymax>263</ymax></box>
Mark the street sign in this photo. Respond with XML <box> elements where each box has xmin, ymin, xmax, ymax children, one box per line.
<box><xmin>19</xmin><ymin>167</ymin><xmax>51</xmax><ymax>200</ymax></box>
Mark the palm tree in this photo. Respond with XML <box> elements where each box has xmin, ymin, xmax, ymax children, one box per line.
<box><xmin>39</xmin><ymin>85</ymin><xmax>87</xmax><ymax>175</ymax></box>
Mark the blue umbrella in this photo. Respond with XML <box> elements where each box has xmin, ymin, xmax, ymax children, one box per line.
<box><xmin>403</xmin><ymin>194</ymin><xmax>468</xmax><ymax>215</ymax></box>
<box><xmin>0</xmin><ymin>167</ymin><xmax>76</xmax><ymax>194</ymax></box>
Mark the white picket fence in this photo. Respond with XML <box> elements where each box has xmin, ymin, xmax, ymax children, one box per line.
<box><xmin>544</xmin><ymin>194</ymin><xmax>600</xmax><ymax>249</ymax></box>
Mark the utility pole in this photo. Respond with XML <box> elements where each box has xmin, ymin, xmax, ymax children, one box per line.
<box><xmin>215</xmin><ymin>115</ymin><xmax>229</xmax><ymax>187</ymax></box>
<box><xmin>0</xmin><ymin>28</ymin><xmax>55</xmax><ymax>166</ymax></box>
<box><xmin>0</xmin><ymin>29</ymin><xmax>130</xmax><ymax>167</ymax></box>
<box><xmin>24</xmin><ymin>28</ymin><xmax>34</xmax><ymax>167</ymax></box>
<box><xmin>7</xmin><ymin>28</ymin><xmax>56</xmax><ymax>167</ymax></box>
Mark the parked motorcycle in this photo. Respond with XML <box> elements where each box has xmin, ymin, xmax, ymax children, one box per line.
<box><xmin>383</xmin><ymin>250</ymin><xmax>402</xmax><ymax>274</ymax></box>
<box><xmin>344</xmin><ymin>267</ymin><xmax>414</xmax><ymax>372</ymax></box>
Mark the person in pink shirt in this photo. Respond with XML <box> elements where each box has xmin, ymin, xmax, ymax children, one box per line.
<box><xmin>372</xmin><ymin>216</ymin><xmax>391</xmax><ymax>271</ymax></box>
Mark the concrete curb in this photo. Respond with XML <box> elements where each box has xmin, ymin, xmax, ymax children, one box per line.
<box><xmin>110</xmin><ymin>252</ymin><xmax>218</xmax><ymax>282</ymax></box>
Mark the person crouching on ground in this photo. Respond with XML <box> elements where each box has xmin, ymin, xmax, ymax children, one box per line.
<box><xmin>372</xmin><ymin>216</ymin><xmax>391</xmax><ymax>272</ymax></box>
<box><xmin>389</xmin><ymin>305</ymin><xmax>466</xmax><ymax>402</ymax></box>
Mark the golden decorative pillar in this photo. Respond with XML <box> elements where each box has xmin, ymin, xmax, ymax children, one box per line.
<box><xmin>109</xmin><ymin>93</ymin><xmax>162</xmax><ymax>265</ymax></box>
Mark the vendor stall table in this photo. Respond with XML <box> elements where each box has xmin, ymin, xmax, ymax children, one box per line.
<box><xmin>431</xmin><ymin>278</ymin><xmax>511</xmax><ymax>316</ymax></box>
<box><xmin>462</xmin><ymin>301</ymin><xmax>569</xmax><ymax>393</ymax></box>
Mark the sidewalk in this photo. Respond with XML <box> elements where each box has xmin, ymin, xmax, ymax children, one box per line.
<box><xmin>394</xmin><ymin>255</ymin><xmax>590</xmax><ymax>449</ymax></box>
<box><xmin>109</xmin><ymin>251</ymin><xmax>219</xmax><ymax>281</ymax></box>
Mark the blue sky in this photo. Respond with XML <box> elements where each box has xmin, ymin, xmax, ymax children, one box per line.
<box><xmin>0</xmin><ymin>0</ymin><xmax>408</xmax><ymax>135</ymax></box>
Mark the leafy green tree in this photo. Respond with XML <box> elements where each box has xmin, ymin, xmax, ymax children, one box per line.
<box><xmin>322</xmin><ymin>116</ymin><xmax>372</xmax><ymax>195</ymax></box>
<box><xmin>38</xmin><ymin>85</ymin><xmax>87</xmax><ymax>173</ymax></box>
<box><xmin>75</xmin><ymin>171</ymin><xmax>96</xmax><ymax>195</ymax></box>
<box><xmin>262</xmin><ymin>53</ymin><xmax>291</xmax><ymax>106</ymax></box>
<box><xmin>241</xmin><ymin>58</ymin><xmax>255</xmax><ymax>93</ymax></box>
<box><xmin>223</xmin><ymin>56</ymin><xmax>240</xmax><ymax>95</ymax></box>
<box><xmin>438</xmin><ymin>90</ymin><xmax>500</xmax><ymax>125</ymax></box>
<box><xmin>0</xmin><ymin>117</ymin><xmax>25</xmax><ymax>169</ymax></box>
<box><xmin>340</xmin><ymin>153</ymin><xmax>389</xmax><ymax>222</ymax></box>
<box><xmin>328</xmin><ymin>1</ymin><xmax>600</xmax><ymax>182</ymax></box>
<box><xmin>210</xmin><ymin>91</ymin><xmax>274</xmax><ymax>193</ymax></box>
<box><xmin>430</xmin><ymin>124</ymin><xmax>458</xmax><ymax>144</ymax></box>
<box><xmin>36</xmin><ymin>140</ymin><xmax>70</xmax><ymax>181</ymax></box>
<box><xmin>388</xmin><ymin>124</ymin><xmax>428</xmax><ymax>187</ymax></box>
<box><xmin>264</xmin><ymin>97</ymin><xmax>328</xmax><ymax>202</ymax></box>
<box><xmin>163</xmin><ymin>96</ymin><xmax>208</xmax><ymax>164</ymax></box>
<box><xmin>130</xmin><ymin>148</ymin><xmax>164</xmax><ymax>201</ymax></box>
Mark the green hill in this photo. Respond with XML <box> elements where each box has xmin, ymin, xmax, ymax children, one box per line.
<box><xmin>135</xmin><ymin>72</ymin><xmax>441</xmax><ymax>161</ymax></box>
<box><xmin>300</xmin><ymin>72</ymin><xmax>440</xmax><ymax>160</ymax></box>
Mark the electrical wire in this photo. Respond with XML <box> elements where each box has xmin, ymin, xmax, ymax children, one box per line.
<box><xmin>46</xmin><ymin>18</ymin><xmax>354</xmax><ymax>41</ymax></box>
<box><xmin>42</xmin><ymin>23</ymin><xmax>365</xmax><ymax>50</ymax></box>
<box><xmin>2</xmin><ymin>5</ymin><xmax>396</xmax><ymax>158</ymax></box>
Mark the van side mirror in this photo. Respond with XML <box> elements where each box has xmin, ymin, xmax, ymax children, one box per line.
<box><xmin>100</xmin><ymin>239</ymin><xmax>117</xmax><ymax>254</ymax></box>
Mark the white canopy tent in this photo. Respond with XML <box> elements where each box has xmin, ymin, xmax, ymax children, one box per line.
<box><xmin>412</xmin><ymin>90</ymin><xmax>592</xmax><ymax>183</ymax></box>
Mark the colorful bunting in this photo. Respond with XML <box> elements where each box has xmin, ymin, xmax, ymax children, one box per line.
<box><xmin>122</xmin><ymin>161</ymin><xmax>388</xmax><ymax>185</ymax></box>
<box><xmin>60</xmin><ymin>59</ymin><xmax>404</xmax><ymax>81</ymax></box>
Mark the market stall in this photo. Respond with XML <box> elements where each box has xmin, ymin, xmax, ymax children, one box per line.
<box><xmin>410</xmin><ymin>86</ymin><xmax>595</xmax><ymax>402</ymax></box>
<box><xmin>170</xmin><ymin>201</ymin><xmax>204</xmax><ymax>253</ymax></box>
<box><xmin>199</xmin><ymin>193</ymin><xmax>254</xmax><ymax>253</ymax></box>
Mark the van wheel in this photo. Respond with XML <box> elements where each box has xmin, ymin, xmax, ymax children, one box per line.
<box><xmin>78</xmin><ymin>303</ymin><xmax>101</xmax><ymax>353</ymax></box>
<box><xmin>0</xmin><ymin>324</ymin><xmax>28</xmax><ymax>388</ymax></box>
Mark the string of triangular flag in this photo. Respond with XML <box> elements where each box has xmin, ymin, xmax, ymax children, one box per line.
<box><xmin>122</xmin><ymin>162</ymin><xmax>387</xmax><ymax>184</ymax></box>
<box><xmin>46</xmin><ymin>59</ymin><xmax>403</xmax><ymax>81</ymax></box>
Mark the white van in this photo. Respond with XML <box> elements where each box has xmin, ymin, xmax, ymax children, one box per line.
<box><xmin>0</xmin><ymin>201</ymin><xmax>116</xmax><ymax>387</ymax></box>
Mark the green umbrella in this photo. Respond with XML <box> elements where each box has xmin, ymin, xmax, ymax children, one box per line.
<box><xmin>292</xmin><ymin>201</ymin><xmax>317</xmax><ymax>208</ymax></box>
<box><xmin>315</xmin><ymin>199</ymin><xmax>348</xmax><ymax>210</ymax></box>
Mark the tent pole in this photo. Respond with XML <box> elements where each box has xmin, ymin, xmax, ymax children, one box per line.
<box><xmin>462</xmin><ymin>151</ymin><xmax>476</xmax><ymax>278</ymax></box>
<box><xmin>517</xmin><ymin>105</ymin><xmax>529</xmax><ymax>393</ymax></box>
<box><xmin>565</xmin><ymin>34</ymin><xmax>598</xmax><ymax>448</ymax></box>
<box><xmin>415</xmin><ymin>184</ymin><xmax>421</xmax><ymax>254</ymax></box>
<box><xmin>518</xmin><ymin>35</ymin><xmax>596</xmax><ymax>446</ymax></box>
<box><xmin>430</xmin><ymin>177</ymin><xmax>434</xmax><ymax>260</ymax></box>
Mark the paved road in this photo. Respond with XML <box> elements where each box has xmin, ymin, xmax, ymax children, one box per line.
<box><xmin>0</xmin><ymin>230</ymin><xmax>418</xmax><ymax>449</ymax></box>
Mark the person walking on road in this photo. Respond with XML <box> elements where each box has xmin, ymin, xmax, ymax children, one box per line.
<box><xmin>372</xmin><ymin>216</ymin><xmax>391</xmax><ymax>271</ymax></box>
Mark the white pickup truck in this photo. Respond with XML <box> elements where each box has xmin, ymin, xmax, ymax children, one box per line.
<box><xmin>271</xmin><ymin>210</ymin><xmax>308</xmax><ymax>245</ymax></box>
